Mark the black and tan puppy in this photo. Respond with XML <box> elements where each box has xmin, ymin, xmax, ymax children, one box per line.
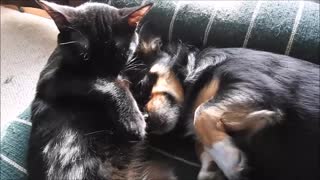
<box><xmin>134</xmin><ymin>29</ymin><xmax>320</xmax><ymax>180</ymax></box>
<box><xmin>126</xmin><ymin>24</ymin><xmax>197</xmax><ymax>134</ymax></box>
<box><xmin>185</xmin><ymin>47</ymin><xmax>320</xmax><ymax>180</ymax></box>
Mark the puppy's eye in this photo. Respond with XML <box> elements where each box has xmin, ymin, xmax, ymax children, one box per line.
<box><xmin>140</xmin><ymin>73</ymin><xmax>157</xmax><ymax>90</ymax></box>
<box><xmin>139</xmin><ymin>73</ymin><xmax>158</xmax><ymax>104</ymax></box>
<box><xmin>147</xmin><ymin>73</ymin><xmax>158</xmax><ymax>85</ymax></box>
<box><xmin>162</xmin><ymin>92</ymin><xmax>176</xmax><ymax>105</ymax></box>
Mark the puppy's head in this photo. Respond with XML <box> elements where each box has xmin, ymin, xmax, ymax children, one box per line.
<box><xmin>144</xmin><ymin>60</ymin><xmax>184</xmax><ymax>134</ymax></box>
<box><xmin>121</xmin><ymin>22</ymin><xmax>197</xmax><ymax>134</ymax></box>
<box><xmin>134</xmin><ymin>27</ymin><xmax>194</xmax><ymax>134</ymax></box>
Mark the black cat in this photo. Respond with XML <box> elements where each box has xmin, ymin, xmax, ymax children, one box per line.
<box><xmin>135</xmin><ymin>27</ymin><xmax>320</xmax><ymax>180</ymax></box>
<box><xmin>27</xmin><ymin>1</ymin><xmax>154</xmax><ymax>179</ymax></box>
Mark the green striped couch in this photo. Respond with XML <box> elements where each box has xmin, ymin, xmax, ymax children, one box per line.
<box><xmin>1</xmin><ymin>1</ymin><xmax>319</xmax><ymax>179</ymax></box>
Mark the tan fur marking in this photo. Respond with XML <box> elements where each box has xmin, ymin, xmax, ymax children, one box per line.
<box><xmin>146</xmin><ymin>93</ymin><xmax>168</xmax><ymax>112</ymax></box>
<box><xmin>193</xmin><ymin>79</ymin><xmax>220</xmax><ymax>113</ymax></box>
<box><xmin>139</xmin><ymin>39</ymin><xmax>161</xmax><ymax>56</ymax></box>
<box><xmin>221</xmin><ymin>105</ymin><xmax>254</xmax><ymax>132</ymax></box>
<box><xmin>222</xmin><ymin>108</ymin><xmax>281</xmax><ymax>133</ymax></box>
<box><xmin>150</xmin><ymin>64</ymin><xmax>184</xmax><ymax>103</ymax></box>
<box><xmin>195</xmin><ymin>102</ymin><xmax>278</xmax><ymax>146</ymax></box>
<box><xmin>194</xmin><ymin>107</ymin><xmax>227</xmax><ymax>146</ymax></box>
<box><xmin>140</xmin><ymin>41</ymin><xmax>153</xmax><ymax>55</ymax></box>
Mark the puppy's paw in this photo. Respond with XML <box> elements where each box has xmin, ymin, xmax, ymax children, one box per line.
<box><xmin>198</xmin><ymin>170</ymin><xmax>226</xmax><ymax>180</ymax></box>
<box><xmin>207</xmin><ymin>138</ymin><xmax>247</xmax><ymax>180</ymax></box>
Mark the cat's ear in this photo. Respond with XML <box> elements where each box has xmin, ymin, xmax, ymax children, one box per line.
<box><xmin>119</xmin><ymin>3</ymin><xmax>154</xmax><ymax>27</ymax></box>
<box><xmin>36</xmin><ymin>0</ymin><xmax>76</xmax><ymax>31</ymax></box>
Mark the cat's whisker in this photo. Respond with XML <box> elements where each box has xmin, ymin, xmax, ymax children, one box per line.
<box><xmin>125</xmin><ymin>60</ymin><xmax>145</xmax><ymax>67</ymax></box>
<box><xmin>128</xmin><ymin>65</ymin><xmax>145</xmax><ymax>70</ymax></box>
<box><xmin>125</xmin><ymin>58</ymin><xmax>138</xmax><ymax>66</ymax></box>
<box><xmin>84</xmin><ymin>130</ymin><xmax>113</xmax><ymax>136</ymax></box>
<box><xmin>122</xmin><ymin>60</ymin><xmax>146</xmax><ymax>73</ymax></box>
<box><xmin>59</xmin><ymin>41</ymin><xmax>78</xmax><ymax>46</ymax></box>
<box><xmin>123</xmin><ymin>66</ymin><xmax>145</xmax><ymax>72</ymax></box>
<box><xmin>125</xmin><ymin>63</ymin><xmax>145</xmax><ymax>69</ymax></box>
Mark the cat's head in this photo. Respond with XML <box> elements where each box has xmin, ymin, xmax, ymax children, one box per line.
<box><xmin>36</xmin><ymin>1</ymin><xmax>153</xmax><ymax>140</ymax></box>
<box><xmin>37</xmin><ymin>0</ymin><xmax>152</xmax><ymax>76</ymax></box>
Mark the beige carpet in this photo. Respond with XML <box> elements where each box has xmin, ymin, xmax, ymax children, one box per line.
<box><xmin>1</xmin><ymin>7</ymin><xmax>58</xmax><ymax>132</ymax></box>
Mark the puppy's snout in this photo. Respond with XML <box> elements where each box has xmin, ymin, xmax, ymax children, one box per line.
<box><xmin>144</xmin><ymin>94</ymin><xmax>179</xmax><ymax>134</ymax></box>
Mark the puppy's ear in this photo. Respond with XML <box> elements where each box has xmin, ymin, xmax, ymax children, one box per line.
<box><xmin>36</xmin><ymin>0</ymin><xmax>76</xmax><ymax>31</ymax></box>
<box><xmin>119</xmin><ymin>3</ymin><xmax>154</xmax><ymax>27</ymax></box>
<box><xmin>137</xmin><ymin>22</ymin><xmax>163</xmax><ymax>58</ymax></box>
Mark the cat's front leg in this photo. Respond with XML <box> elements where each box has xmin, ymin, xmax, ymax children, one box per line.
<box><xmin>93</xmin><ymin>78</ymin><xmax>146</xmax><ymax>140</ymax></box>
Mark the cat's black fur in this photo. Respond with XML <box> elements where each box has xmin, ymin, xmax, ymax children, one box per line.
<box><xmin>27</xmin><ymin>1</ymin><xmax>154</xmax><ymax>180</ymax></box>
<box><xmin>135</xmin><ymin>26</ymin><xmax>320</xmax><ymax>180</ymax></box>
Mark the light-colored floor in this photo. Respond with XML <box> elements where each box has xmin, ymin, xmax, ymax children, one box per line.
<box><xmin>1</xmin><ymin>7</ymin><xmax>58</xmax><ymax>132</ymax></box>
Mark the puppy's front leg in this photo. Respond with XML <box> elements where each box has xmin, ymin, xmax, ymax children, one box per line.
<box><xmin>194</xmin><ymin>97</ymin><xmax>282</xmax><ymax>180</ymax></box>
<box><xmin>194</xmin><ymin>104</ymin><xmax>247</xmax><ymax>180</ymax></box>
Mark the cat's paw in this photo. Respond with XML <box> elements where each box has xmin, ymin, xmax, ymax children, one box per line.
<box><xmin>122</xmin><ymin>113</ymin><xmax>147</xmax><ymax>141</ymax></box>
